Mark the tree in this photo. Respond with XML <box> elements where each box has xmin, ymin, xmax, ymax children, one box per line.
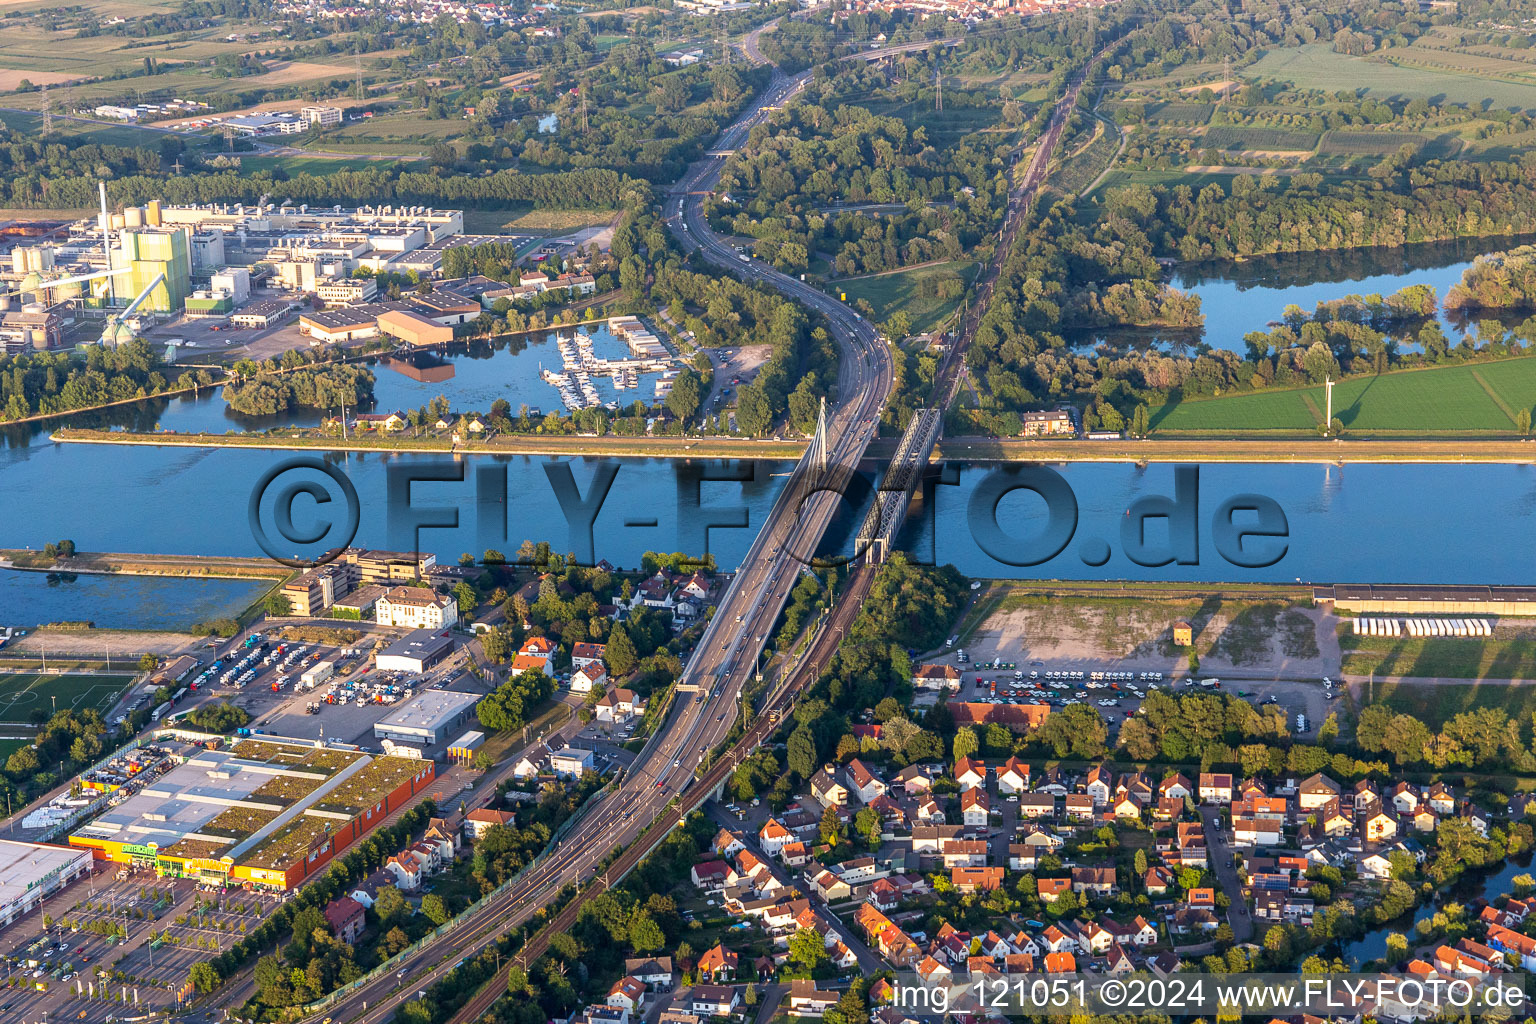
<box><xmin>264</xmin><ymin>592</ymin><xmax>293</xmax><ymax>617</ymax></box>
<box><xmin>819</xmin><ymin>804</ymin><xmax>844</xmax><ymax>846</ymax></box>
<box><xmin>787</xmin><ymin>725</ymin><xmax>818</xmax><ymax>781</ymax></box>
<box><xmin>1130</xmin><ymin>404</ymin><xmax>1150</xmax><ymax>438</ymax></box>
<box><xmin>189</xmin><ymin>961</ymin><xmax>221</xmax><ymax>994</ymax></box>
<box><xmin>421</xmin><ymin>893</ymin><xmax>449</xmax><ymax>926</ymax></box>
<box><xmin>952</xmin><ymin>726</ymin><xmax>979</xmax><ymax>762</ymax></box>
<box><xmin>606</xmin><ymin>625</ymin><xmax>637</xmax><ymax>677</ymax></box>
<box><xmin>666</xmin><ymin>369</ymin><xmax>702</xmax><ymax>424</ymax></box>
<box><xmin>451</xmin><ymin>581</ymin><xmax>478</xmax><ymax>614</ymax></box>
<box><xmin>373</xmin><ymin>885</ymin><xmax>407</xmax><ymax>928</ymax></box>
<box><xmin>1385</xmin><ymin>932</ymin><xmax>1409</xmax><ymax>964</ymax></box>
<box><xmin>137</xmin><ymin>653</ymin><xmax>159</xmax><ymax>673</ymax></box>
<box><xmin>629</xmin><ymin>910</ymin><xmax>665</xmax><ymax>953</ymax></box>
<box><xmin>1520</xmin><ymin>408</ymin><xmax>1533</xmax><ymax>437</ymax></box>
<box><xmin>788</xmin><ymin>927</ymin><xmax>827</xmax><ymax>970</ymax></box>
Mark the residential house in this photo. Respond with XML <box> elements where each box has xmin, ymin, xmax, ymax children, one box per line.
<box><xmin>463</xmin><ymin>808</ymin><xmax>515</xmax><ymax>839</ymax></box>
<box><xmin>570</xmin><ymin>664</ymin><xmax>608</xmax><ymax>695</ymax></box>
<box><xmin>1298</xmin><ymin>773</ymin><xmax>1341</xmax><ymax>810</ymax></box>
<box><xmin>913</xmin><ymin>664</ymin><xmax>962</xmax><ymax>691</ymax></box>
<box><xmin>323</xmin><ymin>896</ymin><xmax>365</xmax><ymax>944</ymax></box>
<box><xmin>1160</xmin><ymin>773</ymin><xmax>1193</xmax><ymax>801</ymax></box>
<box><xmin>788</xmin><ymin>980</ymin><xmax>839</xmax><ymax>1018</ymax></box>
<box><xmin>1085</xmin><ymin>766</ymin><xmax>1113</xmax><ymax>806</ymax></box>
<box><xmin>608</xmin><ymin>978</ymin><xmax>646</xmax><ymax>1013</ymax></box>
<box><xmin>696</xmin><ymin>944</ymin><xmax>739</xmax><ymax>983</ymax></box>
<box><xmin>893</xmin><ymin>765</ymin><xmax>932</xmax><ymax>794</ymax></box>
<box><xmin>1072</xmin><ymin>866</ymin><xmax>1116</xmax><ymax>896</ymax></box>
<box><xmin>384</xmin><ymin>854</ymin><xmax>422</xmax><ymax>890</ymax></box>
<box><xmin>1363</xmin><ymin>809</ymin><xmax>1398</xmax><ymax>842</ymax></box>
<box><xmin>759</xmin><ymin>819</ymin><xmax>792</xmax><ymax>856</ymax></box>
<box><xmin>951</xmin><ymin>866</ymin><xmax>1004</xmax><ymax>892</ymax></box>
<box><xmin>624</xmin><ymin>958</ymin><xmax>674</xmax><ymax>988</ymax></box>
<box><xmin>811</xmin><ymin>766</ymin><xmax>850</xmax><ymax>808</ymax></box>
<box><xmin>1391</xmin><ymin>782</ymin><xmax>1421</xmax><ymax>814</ymax></box>
<box><xmin>1017</xmin><ymin>792</ymin><xmax>1056</xmax><ymax>819</ymax></box>
<box><xmin>997</xmin><ymin>758</ymin><xmax>1031</xmax><ymax>795</ymax></box>
<box><xmin>689</xmin><ymin>986</ymin><xmax>741</xmax><ymax>1018</ymax></box>
<box><xmin>844</xmin><ymin>759</ymin><xmax>886</xmax><ymax>804</ymax></box>
<box><xmin>1037</xmin><ymin>878</ymin><xmax>1071</xmax><ymax>903</ymax></box>
<box><xmin>1198</xmin><ymin>773</ymin><xmax>1233</xmax><ymax>804</ymax></box>
<box><xmin>571</xmin><ymin>641</ymin><xmax>607</xmax><ymax>672</ymax></box>
<box><xmin>961</xmin><ymin>788</ymin><xmax>990</xmax><ymax>827</ymax></box>
<box><xmin>954</xmin><ymin>757</ymin><xmax>988</xmax><ymax>792</ymax></box>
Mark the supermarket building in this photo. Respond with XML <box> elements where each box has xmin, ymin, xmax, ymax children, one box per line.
<box><xmin>66</xmin><ymin>740</ymin><xmax>434</xmax><ymax>890</ymax></box>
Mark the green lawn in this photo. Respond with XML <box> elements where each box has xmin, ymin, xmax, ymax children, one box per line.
<box><xmin>1355</xmin><ymin>677</ymin><xmax>1536</xmax><ymax>729</ymax></box>
<box><xmin>1343</xmin><ymin>632</ymin><xmax>1536</xmax><ymax>684</ymax></box>
<box><xmin>236</xmin><ymin>155</ymin><xmax>388</xmax><ymax>175</ymax></box>
<box><xmin>837</xmin><ymin>260</ymin><xmax>977</xmax><ymax>335</ymax></box>
<box><xmin>0</xmin><ymin>673</ymin><xmax>134</xmax><ymax>723</ymax></box>
<box><xmin>1251</xmin><ymin>44</ymin><xmax>1536</xmax><ymax>111</ymax></box>
<box><xmin>1148</xmin><ymin>357</ymin><xmax>1536</xmax><ymax>436</ymax></box>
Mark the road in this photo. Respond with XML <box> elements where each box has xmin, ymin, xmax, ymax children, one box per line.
<box><xmin>275</xmin><ymin>38</ymin><xmax>915</xmax><ymax>1024</ymax></box>
<box><xmin>1200</xmin><ymin>805</ymin><xmax>1254</xmax><ymax>943</ymax></box>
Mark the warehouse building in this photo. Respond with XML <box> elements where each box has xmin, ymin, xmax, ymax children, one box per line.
<box><xmin>378</xmin><ymin>308</ymin><xmax>453</xmax><ymax>347</ymax></box>
<box><xmin>375</xmin><ymin>629</ymin><xmax>455</xmax><ymax>674</ymax></box>
<box><xmin>1315</xmin><ymin>585</ymin><xmax>1536</xmax><ymax>616</ymax></box>
<box><xmin>374</xmin><ymin>690</ymin><xmax>481</xmax><ymax>747</ymax></box>
<box><xmin>0</xmin><ymin>840</ymin><xmax>93</xmax><ymax>926</ymax></box>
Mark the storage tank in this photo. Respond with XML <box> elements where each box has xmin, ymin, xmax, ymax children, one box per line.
<box><xmin>124</xmin><ymin>206</ymin><xmax>144</xmax><ymax>228</ymax></box>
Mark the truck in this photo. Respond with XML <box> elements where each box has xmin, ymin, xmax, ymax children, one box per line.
<box><xmin>302</xmin><ymin>661</ymin><xmax>335</xmax><ymax>688</ymax></box>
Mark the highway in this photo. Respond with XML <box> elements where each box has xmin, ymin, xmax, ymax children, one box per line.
<box><xmin>276</xmin><ymin>35</ymin><xmax>928</xmax><ymax>1024</ymax></box>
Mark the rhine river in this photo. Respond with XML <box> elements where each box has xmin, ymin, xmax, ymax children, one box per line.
<box><xmin>6</xmin><ymin>239</ymin><xmax>1536</xmax><ymax>626</ymax></box>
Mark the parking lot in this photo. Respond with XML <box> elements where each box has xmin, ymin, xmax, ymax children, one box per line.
<box><xmin>169</xmin><ymin>629</ymin><xmax>490</xmax><ymax>749</ymax></box>
<box><xmin>948</xmin><ymin>647</ymin><xmax>1340</xmax><ymax>733</ymax></box>
<box><xmin>0</xmin><ymin>863</ymin><xmax>283</xmax><ymax>1024</ymax></box>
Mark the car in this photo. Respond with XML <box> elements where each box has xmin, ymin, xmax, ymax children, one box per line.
<box><xmin>656</xmin><ymin>780</ymin><xmax>664</xmax><ymax>788</ymax></box>
<box><xmin>30</xmin><ymin>971</ymin><xmax>41</xmax><ymax>979</ymax></box>
<box><xmin>674</xmin><ymin>758</ymin><xmax>681</xmax><ymax>767</ymax></box>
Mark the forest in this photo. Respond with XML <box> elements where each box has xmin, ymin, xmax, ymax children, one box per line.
<box><xmin>0</xmin><ymin>340</ymin><xmax>214</xmax><ymax>422</ymax></box>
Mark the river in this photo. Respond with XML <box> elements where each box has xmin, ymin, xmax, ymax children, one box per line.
<box><xmin>5</xmin><ymin>243</ymin><xmax>1536</xmax><ymax>629</ymax></box>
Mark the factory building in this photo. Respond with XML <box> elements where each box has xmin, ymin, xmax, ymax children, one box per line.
<box><xmin>1316</xmin><ymin>585</ymin><xmax>1536</xmax><ymax>616</ymax></box>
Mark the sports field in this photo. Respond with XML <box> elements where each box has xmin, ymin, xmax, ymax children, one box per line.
<box><xmin>1148</xmin><ymin>357</ymin><xmax>1536</xmax><ymax>436</ymax></box>
<box><xmin>0</xmin><ymin>673</ymin><xmax>133</xmax><ymax>723</ymax></box>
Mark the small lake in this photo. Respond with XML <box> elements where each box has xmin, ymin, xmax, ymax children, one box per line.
<box><xmin>1339</xmin><ymin>850</ymin><xmax>1535</xmax><ymax>968</ymax></box>
<box><xmin>0</xmin><ymin>568</ymin><xmax>274</xmax><ymax>631</ymax></box>
<box><xmin>1070</xmin><ymin>236</ymin><xmax>1536</xmax><ymax>354</ymax></box>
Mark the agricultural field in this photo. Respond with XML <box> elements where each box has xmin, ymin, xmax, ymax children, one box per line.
<box><xmin>1143</xmin><ymin>101</ymin><xmax>1214</xmax><ymax>125</ymax></box>
<box><xmin>1203</xmin><ymin>125</ymin><xmax>1319</xmax><ymax>151</ymax></box>
<box><xmin>1250</xmin><ymin>45</ymin><xmax>1536</xmax><ymax>111</ymax></box>
<box><xmin>1317</xmin><ymin>130</ymin><xmax>1437</xmax><ymax>156</ymax></box>
<box><xmin>0</xmin><ymin>672</ymin><xmax>133</xmax><ymax>722</ymax></box>
<box><xmin>837</xmin><ymin>260</ymin><xmax>977</xmax><ymax>335</ymax></box>
<box><xmin>1148</xmin><ymin>357</ymin><xmax>1536</xmax><ymax>436</ymax></box>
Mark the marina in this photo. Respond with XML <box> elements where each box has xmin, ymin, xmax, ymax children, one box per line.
<box><xmin>538</xmin><ymin>318</ymin><xmax>676</xmax><ymax>411</ymax></box>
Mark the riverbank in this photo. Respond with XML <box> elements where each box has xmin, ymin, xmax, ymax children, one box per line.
<box><xmin>50</xmin><ymin>427</ymin><xmax>1536</xmax><ymax>463</ymax></box>
<box><xmin>1</xmin><ymin>549</ymin><xmax>292</xmax><ymax>580</ymax></box>
<box><xmin>50</xmin><ymin>427</ymin><xmax>811</xmax><ymax>459</ymax></box>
